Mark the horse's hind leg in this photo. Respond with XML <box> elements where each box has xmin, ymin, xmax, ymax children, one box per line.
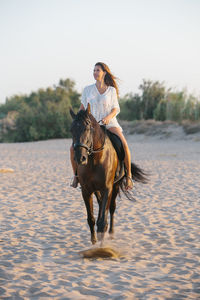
<box><xmin>109</xmin><ymin>184</ymin><xmax>119</xmax><ymax>238</ymax></box>
<box><xmin>82</xmin><ymin>190</ymin><xmax>97</xmax><ymax>244</ymax></box>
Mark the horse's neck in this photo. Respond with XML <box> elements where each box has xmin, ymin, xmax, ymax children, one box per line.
<box><xmin>93</xmin><ymin>125</ymin><xmax>105</xmax><ymax>148</ymax></box>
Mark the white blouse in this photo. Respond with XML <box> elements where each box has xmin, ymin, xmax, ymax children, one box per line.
<box><xmin>81</xmin><ymin>84</ymin><xmax>122</xmax><ymax>131</ymax></box>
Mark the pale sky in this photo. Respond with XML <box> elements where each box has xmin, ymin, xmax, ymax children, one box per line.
<box><xmin>0</xmin><ymin>0</ymin><xmax>200</xmax><ymax>103</ymax></box>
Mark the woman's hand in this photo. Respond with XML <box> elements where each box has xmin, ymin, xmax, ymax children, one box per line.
<box><xmin>102</xmin><ymin>108</ymin><xmax>117</xmax><ymax>125</ymax></box>
<box><xmin>102</xmin><ymin>115</ymin><xmax>112</xmax><ymax>125</ymax></box>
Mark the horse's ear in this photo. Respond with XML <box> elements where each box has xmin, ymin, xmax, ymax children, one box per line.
<box><xmin>70</xmin><ymin>107</ymin><xmax>76</xmax><ymax>119</ymax></box>
<box><xmin>86</xmin><ymin>103</ymin><xmax>91</xmax><ymax>114</ymax></box>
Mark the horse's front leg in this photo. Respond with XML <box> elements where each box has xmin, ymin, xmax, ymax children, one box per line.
<box><xmin>94</xmin><ymin>191</ymin><xmax>102</xmax><ymax>226</ymax></box>
<box><xmin>97</xmin><ymin>188</ymin><xmax>112</xmax><ymax>241</ymax></box>
<box><xmin>82</xmin><ymin>189</ymin><xmax>97</xmax><ymax>244</ymax></box>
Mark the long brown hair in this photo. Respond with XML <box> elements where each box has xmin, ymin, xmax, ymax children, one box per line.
<box><xmin>95</xmin><ymin>62</ymin><xmax>119</xmax><ymax>98</ymax></box>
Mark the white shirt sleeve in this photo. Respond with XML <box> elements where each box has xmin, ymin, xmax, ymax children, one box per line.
<box><xmin>81</xmin><ymin>87</ymin><xmax>87</xmax><ymax>109</ymax></box>
<box><xmin>111</xmin><ymin>87</ymin><xmax>120</xmax><ymax>115</ymax></box>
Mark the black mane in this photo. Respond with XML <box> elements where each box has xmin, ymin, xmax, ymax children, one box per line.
<box><xmin>75</xmin><ymin>109</ymin><xmax>98</xmax><ymax>127</ymax></box>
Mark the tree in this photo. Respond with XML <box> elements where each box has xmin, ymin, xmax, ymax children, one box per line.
<box><xmin>0</xmin><ymin>78</ymin><xmax>81</xmax><ymax>142</ymax></box>
<box><xmin>154</xmin><ymin>99</ymin><xmax>167</xmax><ymax>121</ymax></box>
<box><xmin>165</xmin><ymin>92</ymin><xmax>185</xmax><ymax>122</ymax></box>
<box><xmin>139</xmin><ymin>80</ymin><xmax>166</xmax><ymax>119</ymax></box>
<box><xmin>119</xmin><ymin>93</ymin><xmax>142</xmax><ymax>121</ymax></box>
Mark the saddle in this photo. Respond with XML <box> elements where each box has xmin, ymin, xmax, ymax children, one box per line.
<box><xmin>101</xmin><ymin>126</ymin><xmax>125</xmax><ymax>183</ymax></box>
<box><xmin>106</xmin><ymin>129</ymin><xmax>125</xmax><ymax>161</ymax></box>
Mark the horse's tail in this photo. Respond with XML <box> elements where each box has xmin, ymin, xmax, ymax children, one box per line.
<box><xmin>131</xmin><ymin>162</ymin><xmax>149</xmax><ymax>183</ymax></box>
<box><xmin>117</xmin><ymin>162</ymin><xmax>149</xmax><ymax>201</ymax></box>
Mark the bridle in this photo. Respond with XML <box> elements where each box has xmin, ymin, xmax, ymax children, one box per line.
<box><xmin>73</xmin><ymin>120</ymin><xmax>106</xmax><ymax>155</ymax></box>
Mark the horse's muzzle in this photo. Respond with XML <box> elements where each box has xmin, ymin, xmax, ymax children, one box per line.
<box><xmin>74</xmin><ymin>150</ymin><xmax>88</xmax><ymax>165</ymax></box>
<box><xmin>77</xmin><ymin>155</ymin><xmax>87</xmax><ymax>165</ymax></box>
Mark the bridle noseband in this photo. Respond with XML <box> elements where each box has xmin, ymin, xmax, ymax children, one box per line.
<box><xmin>73</xmin><ymin>142</ymin><xmax>93</xmax><ymax>155</ymax></box>
<box><xmin>73</xmin><ymin>120</ymin><xmax>106</xmax><ymax>155</ymax></box>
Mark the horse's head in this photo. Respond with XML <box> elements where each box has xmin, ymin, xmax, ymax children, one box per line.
<box><xmin>70</xmin><ymin>104</ymin><xmax>94</xmax><ymax>165</ymax></box>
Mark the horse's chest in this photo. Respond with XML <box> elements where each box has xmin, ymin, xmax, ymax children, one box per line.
<box><xmin>79</xmin><ymin>164</ymin><xmax>106</xmax><ymax>185</ymax></box>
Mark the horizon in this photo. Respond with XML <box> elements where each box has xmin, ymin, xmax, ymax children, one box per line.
<box><xmin>1</xmin><ymin>0</ymin><xmax>200</xmax><ymax>103</ymax></box>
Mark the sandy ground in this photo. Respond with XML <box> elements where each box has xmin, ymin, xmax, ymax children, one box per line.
<box><xmin>0</xmin><ymin>135</ymin><xmax>200</xmax><ymax>299</ymax></box>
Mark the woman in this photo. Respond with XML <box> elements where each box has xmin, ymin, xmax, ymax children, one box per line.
<box><xmin>70</xmin><ymin>62</ymin><xmax>133</xmax><ymax>190</ymax></box>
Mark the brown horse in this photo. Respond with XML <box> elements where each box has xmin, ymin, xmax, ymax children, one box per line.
<box><xmin>70</xmin><ymin>104</ymin><xmax>147</xmax><ymax>244</ymax></box>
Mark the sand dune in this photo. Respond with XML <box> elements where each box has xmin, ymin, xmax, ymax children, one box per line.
<box><xmin>0</xmin><ymin>136</ymin><xmax>200</xmax><ymax>299</ymax></box>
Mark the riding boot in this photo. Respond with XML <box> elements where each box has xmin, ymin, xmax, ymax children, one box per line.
<box><xmin>71</xmin><ymin>176</ymin><xmax>79</xmax><ymax>188</ymax></box>
<box><xmin>70</xmin><ymin>170</ymin><xmax>79</xmax><ymax>188</ymax></box>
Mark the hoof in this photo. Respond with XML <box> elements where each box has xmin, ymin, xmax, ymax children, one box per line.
<box><xmin>109</xmin><ymin>232</ymin><xmax>114</xmax><ymax>240</ymax></box>
<box><xmin>91</xmin><ymin>233</ymin><xmax>97</xmax><ymax>244</ymax></box>
<box><xmin>91</xmin><ymin>237</ymin><xmax>97</xmax><ymax>245</ymax></box>
<box><xmin>97</xmin><ymin>232</ymin><xmax>105</xmax><ymax>242</ymax></box>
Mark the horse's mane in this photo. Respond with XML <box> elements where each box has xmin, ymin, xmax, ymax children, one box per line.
<box><xmin>75</xmin><ymin>110</ymin><xmax>99</xmax><ymax>128</ymax></box>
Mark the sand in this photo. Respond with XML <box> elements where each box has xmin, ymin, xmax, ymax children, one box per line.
<box><xmin>0</xmin><ymin>135</ymin><xmax>200</xmax><ymax>299</ymax></box>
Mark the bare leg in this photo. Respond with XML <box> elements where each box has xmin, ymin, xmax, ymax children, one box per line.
<box><xmin>70</xmin><ymin>145</ymin><xmax>79</xmax><ymax>188</ymax></box>
<box><xmin>108</xmin><ymin>127</ymin><xmax>133</xmax><ymax>190</ymax></box>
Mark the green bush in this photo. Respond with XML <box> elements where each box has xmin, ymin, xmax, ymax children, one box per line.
<box><xmin>1</xmin><ymin>78</ymin><xmax>200</xmax><ymax>143</ymax></box>
<box><xmin>0</xmin><ymin>78</ymin><xmax>80</xmax><ymax>142</ymax></box>
<box><xmin>154</xmin><ymin>99</ymin><xmax>167</xmax><ymax>121</ymax></box>
<box><xmin>119</xmin><ymin>80</ymin><xmax>200</xmax><ymax>123</ymax></box>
